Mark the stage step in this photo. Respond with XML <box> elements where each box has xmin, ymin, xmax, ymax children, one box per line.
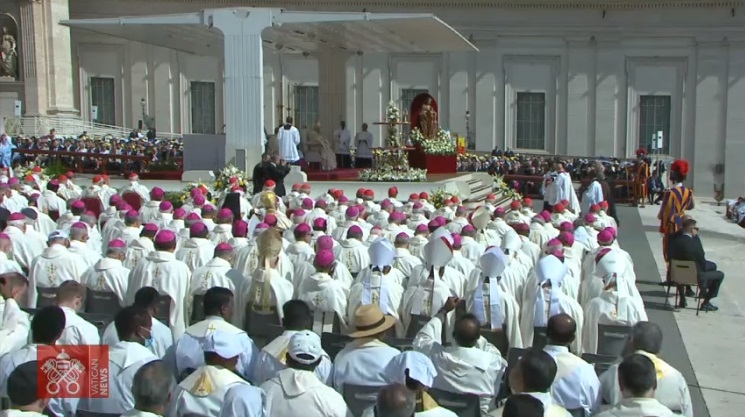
<box><xmin>463</xmin><ymin>173</ymin><xmax>495</xmax><ymax>203</ymax></box>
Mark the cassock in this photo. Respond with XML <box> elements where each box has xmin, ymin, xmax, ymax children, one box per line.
<box><xmin>337</xmin><ymin>238</ymin><xmax>370</xmax><ymax>276</ymax></box>
<box><xmin>529</xmin><ymin>221</ymin><xmax>554</xmax><ymax>249</ymax></box>
<box><xmin>465</xmin><ymin>248</ymin><xmax>523</xmax><ymax>350</ymax></box>
<box><xmin>77</xmin><ymin>341</ymin><xmax>157</xmax><ymax>415</ymax></box>
<box><xmin>3</xmin><ymin>225</ymin><xmax>44</xmax><ymax>272</ymax></box>
<box><xmin>58</xmin><ymin>306</ymin><xmax>101</xmax><ymax>345</ymax></box>
<box><xmin>544</xmin><ymin>344</ymin><xmax>601</xmax><ymax>415</ymax></box>
<box><xmin>253</xmin><ymin>329</ymin><xmax>333</xmax><ymax>385</ymax></box>
<box><xmin>127</xmin><ymin>250</ymin><xmax>192</xmax><ymax>339</ymax></box>
<box><xmin>188</xmin><ymin>258</ymin><xmax>246</xmax><ymax>317</ymax></box>
<box><xmin>69</xmin><ymin>239</ymin><xmax>102</xmax><ymax>268</ymax></box>
<box><xmin>102</xmin><ymin>316</ymin><xmax>173</xmax><ymax>358</ymax></box>
<box><xmin>175</xmin><ymin>238</ymin><xmax>217</xmax><ymax>272</ymax></box>
<box><xmin>519</xmin><ymin>256</ymin><xmax>584</xmax><ymax>354</ymax></box>
<box><xmin>556</xmin><ymin>171</ymin><xmax>581</xmax><ymax>213</ymax></box>
<box><xmin>27</xmin><ymin>244</ymin><xmax>88</xmax><ymax>308</ymax></box>
<box><xmin>582</xmin><ymin>180</ymin><xmax>604</xmax><ymax>215</ymax></box>
<box><xmin>347</xmin><ymin>270</ymin><xmax>404</xmax><ymax>334</ymax></box>
<box><xmin>167</xmin><ymin>365</ymin><xmax>251</xmax><ymax>417</ymax></box>
<box><xmin>82</xmin><ymin>257</ymin><xmax>130</xmax><ymax>306</ymax></box>
<box><xmin>487</xmin><ymin>218</ymin><xmax>513</xmax><ymax>240</ymax></box>
<box><xmin>124</xmin><ymin>237</ymin><xmax>155</xmax><ymax>270</ymax></box>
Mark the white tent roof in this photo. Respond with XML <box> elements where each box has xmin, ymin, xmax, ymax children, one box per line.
<box><xmin>61</xmin><ymin>8</ymin><xmax>478</xmax><ymax>56</ymax></box>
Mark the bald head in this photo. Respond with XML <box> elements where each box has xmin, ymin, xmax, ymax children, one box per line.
<box><xmin>375</xmin><ymin>383</ymin><xmax>415</xmax><ymax>417</ymax></box>
<box><xmin>546</xmin><ymin>313</ymin><xmax>576</xmax><ymax>347</ymax></box>
<box><xmin>453</xmin><ymin>313</ymin><xmax>481</xmax><ymax>348</ymax></box>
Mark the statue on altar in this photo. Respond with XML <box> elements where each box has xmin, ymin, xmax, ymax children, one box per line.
<box><xmin>0</xmin><ymin>23</ymin><xmax>18</xmax><ymax>79</ymax></box>
<box><xmin>410</xmin><ymin>93</ymin><xmax>439</xmax><ymax>139</ymax></box>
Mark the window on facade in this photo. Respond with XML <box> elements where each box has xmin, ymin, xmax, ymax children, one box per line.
<box><xmin>190</xmin><ymin>81</ymin><xmax>216</xmax><ymax>134</ymax></box>
<box><xmin>294</xmin><ymin>86</ymin><xmax>319</xmax><ymax>130</ymax></box>
<box><xmin>515</xmin><ymin>92</ymin><xmax>546</xmax><ymax>150</ymax></box>
<box><xmin>639</xmin><ymin>95</ymin><xmax>671</xmax><ymax>154</ymax></box>
<box><xmin>90</xmin><ymin>77</ymin><xmax>115</xmax><ymax>126</ymax></box>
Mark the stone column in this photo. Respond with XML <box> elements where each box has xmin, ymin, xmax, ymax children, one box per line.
<box><xmin>19</xmin><ymin>0</ymin><xmax>46</xmax><ymax>116</ymax></box>
<box><xmin>44</xmin><ymin>0</ymin><xmax>77</xmax><ymax>115</ymax></box>
<box><xmin>317</xmin><ymin>51</ymin><xmax>348</xmax><ymax>145</ymax></box>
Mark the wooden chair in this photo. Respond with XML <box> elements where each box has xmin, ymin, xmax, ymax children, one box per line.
<box><xmin>532</xmin><ymin>326</ymin><xmax>548</xmax><ymax>349</ymax></box>
<box><xmin>190</xmin><ymin>293</ymin><xmax>206</xmax><ymax>325</ymax></box>
<box><xmin>596</xmin><ymin>324</ymin><xmax>632</xmax><ymax>357</ymax></box>
<box><xmin>155</xmin><ymin>294</ymin><xmax>172</xmax><ymax>326</ymax></box>
<box><xmin>668</xmin><ymin>259</ymin><xmax>701</xmax><ymax>315</ymax></box>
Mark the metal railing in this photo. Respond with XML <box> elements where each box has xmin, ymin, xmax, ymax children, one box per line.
<box><xmin>2</xmin><ymin>116</ymin><xmax>182</xmax><ymax>140</ymax></box>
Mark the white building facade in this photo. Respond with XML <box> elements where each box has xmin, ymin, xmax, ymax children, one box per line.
<box><xmin>0</xmin><ymin>0</ymin><xmax>744</xmax><ymax>196</ymax></box>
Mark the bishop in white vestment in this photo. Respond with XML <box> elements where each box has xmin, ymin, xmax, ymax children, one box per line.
<box><xmin>175</xmin><ymin>222</ymin><xmax>217</xmax><ymax>272</ymax></box>
<box><xmin>82</xmin><ymin>239</ymin><xmax>130</xmax><ymax>306</ymax></box>
<box><xmin>26</xmin><ymin>230</ymin><xmax>88</xmax><ymax>308</ymax></box>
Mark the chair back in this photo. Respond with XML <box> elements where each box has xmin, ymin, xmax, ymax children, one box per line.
<box><xmin>76</xmin><ymin>411</ymin><xmax>123</xmax><ymax>417</ymax></box>
<box><xmin>382</xmin><ymin>337</ymin><xmax>414</xmax><ymax>352</ymax></box>
<box><xmin>311</xmin><ymin>310</ymin><xmax>342</xmax><ymax>334</ymax></box>
<box><xmin>321</xmin><ymin>332</ymin><xmax>351</xmax><ymax>361</ymax></box>
<box><xmin>343</xmin><ymin>384</ymin><xmax>381</xmax><ymax>417</ymax></box>
<box><xmin>81</xmin><ymin>197</ymin><xmax>103</xmax><ymax>219</ymax></box>
<box><xmin>429</xmin><ymin>388</ymin><xmax>481</xmax><ymax>417</ymax></box>
<box><xmin>581</xmin><ymin>353</ymin><xmax>618</xmax><ymax>376</ymax></box>
<box><xmin>405</xmin><ymin>314</ymin><xmax>431</xmax><ymax>339</ymax></box>
<box><xmin>568</xmin><ymin>408</ymin><xmax>587</xmax><ymax>417</ymax></box>
<box><xmin>121</xmin><ymin>192</ymin><xmax>143</xmax><ymax>211</ymax></box>
<box><xmin>481</xmin><ymin>326</ymin><xmax>509</xmax><ymax>357</ymax></box>
<box><xmin>264</xmin><ymin>324</ymin><xmax>285</xmax><ymax>344</ymax></box>
<box><xmin>85</xmin><ymin>289</ymin><xmax>122</xmax><ymax>316</ymax></box>
<box><xmin>597</xmin><ymin>324</ymin><xmax>632</xmax><ymax>356</ymax></box>
<box><xmin>245</xmin><ymin>306</ymin><xmax>281</xmax><ymax>341</ymax></box>
<box><xmin>670</xmin><ymin>260</ymin><xmax>699</xmax><ymax>286</ymax></box>
<box><xmin>190</xmin><ymin>293</ymin><xmax>206</xmax><ymax>325</ymax></box>
<box><xmin>155</xmin><ymin>294</ymin><xmax>172</xmax><ymax>326</ymax></box>
<box><xmin>36</xmin><ymin>287</ymin><xmax>58</xmax><ymax>308</ymax></box>
<box><xmin>78</xmin><ymin>312</ymin><xmax>115</xmax><ymax>339</ymax></box>
<box><xmin>532</xmin><ymin>326</ymin><xmax>548</xmax><ymax>349</ymax></box>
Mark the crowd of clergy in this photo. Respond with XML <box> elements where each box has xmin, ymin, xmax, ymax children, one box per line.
<box><xmin>0</xmin><ymin>167</ymin><xmax>694</xmax><ymax>417</ymax></box>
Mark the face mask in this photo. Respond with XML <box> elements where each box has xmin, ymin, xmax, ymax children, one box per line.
<box><xmin>140</xmin><ymin>326</ymin><xmax>154</xmax><ymax>348</ymax></box>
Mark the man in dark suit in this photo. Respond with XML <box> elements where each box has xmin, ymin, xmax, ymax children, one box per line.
<box><xmin>264</xmin><ymin>154</ymin><xmax>290</xmax><ymax>197</ymax></box>
<box><xmin>252</xmin><ymin>153</ymin><xmax>271</xmax><ymax>194</ymax></box>
<box><xmin>668</xmin><ymin>217</ymin><xmax>724</xmax><ymax>311</ymax></box>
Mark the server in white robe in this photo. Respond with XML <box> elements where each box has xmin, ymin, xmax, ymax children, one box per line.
<box><xmin>68</xmin><ymin>222</ymin><xmax>102</xmax><ymax>268</ymax></box>
<box><xmin>167</xmin><ymin>330</ymin><xmax>252</xmax><ymax>417</ymax></box>
<box><xmin>78</xmin><ymin>306</ymin><xmax>158</xmax><ymax>415</ymax></box>
<box><xmin>139</xmin><ymin>187</ymin><xmax>166</xmax><ymax>223</ymax></box>
<box><xmin>543</xmin><ymin>314</ymin><xmax>601</xmax><ymax>415</ymax></box>
<box><xmin>124</xmin><ymin>224</ymin><xmax>158</xmax><ymax>270</ymax></box>
<box><xmin>27</xmin><ymin>230</ymin><xmax>88</xmax><ymax>308</ymax></box>
<box><xmin>298</xmin><ymin>250</ymin><xmax>350</xmax><ymax>334</ymax></box>
<box><xmin>120</xmin><ymin>173</ymin><xmax>151</xmax><ymax>203</ymax></box>
<box><xmin>465</xmin><ymin>247</ymin><xmax>523</xmax><ymax>351</ymax></box>
<box><xmin>55</xmin><ymin>280</ymin><xmax>101</xmax><ymax>345</ymax></box>
<box><xmin>254</xmin><ymin>300</ymin><xmax>333</xmax><ymax>385</ymax></box>
<box><xmin>553</xmin><ymin>162</ymin><xmax>581</xmax><ymax>213</ymax></box>
<box><xmin>520</xmin><ymin>254</ymin><xmax>584</xmax><ymax>354</ymax></box>
<box><xmin>582</xmin><ymin>176</ymin><xmax>604</xmax><ymax>215</ymax></box>
<box><xmin>337</xmin><ymin>225</ymin><xmax>370</xmax><ymax>277</ymax></box>
<box><xmin>582</xmin><ymin>251</ymin><xmax>648</xmax><ymax>355</ymax></box>
<box><xmin>127</xmin><ymin>230</ymin><xmax>192</xmax><ymax>339</ymax></box>
<box><xmin>599</xmin><ymin>321</ymin><xmax>692</xmax><ymax>417</ymax></box>
<box><xmin>392</xmin><ymin>233</ymin><xmax>422</xmax><ymax>283</ymax></box>
<box><xmin>175</xmin><ymin>222</ymin><xmax>217</xmax><ymax>272</ymax></box>
<box><xmin>82</xmin><ymin>238</ymin><xmax>130</xmax><ymax>306</ymax></box>
<box><xmin>0</xmin><ymin>272</ymin><xmax>31</xmax><ymax>357</ymax></box>
<box><xmin>333</xmin><ymin>304</ymin><xmax>401</xmax><ymax>392</ymax></box>
<box><xmin>187</xmin><ymin>243</ymin><xmax>246</xmax><ymax>318</ymax></box>
<box><xmin>414</xmin><ymin>299</ymin><xmax>508</xmax><ymax>415</ymax></box>
<box><xmin>4</xmin><ymin>213</ymin><xmax>45</xmax><ymax>273</ymax></box>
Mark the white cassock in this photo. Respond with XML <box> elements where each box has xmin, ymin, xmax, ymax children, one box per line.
<box><xmin>448</xmin><ymin>251</ymin><xmax>476</xmax><ymax>279</ymax></box>
<box><xmin>167</xmin><ymin>365</ymin><xmax>251</xmax><ymax>417</ymax></box>
<box><xmin>116</xmin><ymin>226</ymin><xmax>143</xmax><ymax>247</ymax></box>
<box><xmin>520</xmin><ymin>256</ymin><xmax>584</xmax><ymax>354</ymax></box>
<box><xmin>3</xmin><ymin>225</ymin><xmax>44</xmax><ymax>271</ymax></box>
<box><xmin>78</xmin><ymin>341</ymin><xmax>157</xmax><ymax>415</ymax></box>
<box><xmin>69</xmin><ymin>239</ymin><xmax>102</xmax><ymax>268</ymax></box>
<box><xmin>9</xmin><ymin>191</ymin><xmax>29</xmax><ymax>211</ymax></box>
<box><xmin>127</xmin><ymin>250</ymin><xmax>192</xmax><ymax>339</ymax></box>
<box><xmin>188</xmin><ymin>258</ymin><xmax>246</xmax><ymax>318</ymax></box>
<box><xmin>38</xmin><ymin>190</ymin><xmax>68</xmax><ymax>215</ymax></box>
<box><xmin>254</xmin><ymin>330</ymin><xmax>333</xmax><ymax>385</ymax></box>
<box><xmin>0</xmin><ymin>252</ymin><xmax>23</xmax><ymax>274</ymax></box>
<box><xmin>337</xmin><ymin>239</ymin><xmax>370</xmax><ymax>276</ymax></box>
<box><xmin>27</xmin><ymin>244</ymin><xmax>88</xmax><ymax>308</ymax></box>
<box><xmin>298</xmin><ymin>273</ymin><xmax>350</xmax><ymax>333</ymax></box>
<box><xmin>581</xmin><ymin>180</ymin><xmax>604</xmax><ymax>215</ymax></box>
<box><xmin>120</xmin><ymin>181</ymin><xmax>150</xmax><ymax>203</ymax></box>
<box><xmin>262</xmin><ymin>368</ymin><xmax>350</xmax><ymax>417</ymax></box>
<box><xmin>102</xmin><ymin>316</ymin><xmax>173</xmax><ymax>358</ymax></box>
<box><xmin>176</xmin><ymin>238</ymin><xmax>217</xmax><ymax>272</ymax></box>
<box><xmin>582</xmin><ymin>289</ymin><xmax>648</xmax><ymax>354</ymax></box>
<box><xmin>286</xmin><ymin>241</ymin><xmax>315</xmax><ymax>266</ymax></box>
<box><xmin>556</xmin><ymin>171</ymin><xmax>581</xmax><ymax>213</ymax></box>
<box><xmin>171</xmin><ymin>317</ymin><xmax>259</xmax><ymax>381</ymax></box>
<box><xmin>124</xmin><ymin>237</ymin><xmax>155</xmax><ymax>270</ymax></box>
<box><xmin>209</xmin><ymin>224</ymin><xmax>233</xmax><ymax>245</ymax></box>
<box><xmin>347</xmin><ymin>270</ymin><xmax>404</xmax><ymax>333</ymax></box>
<box><xmin>393</xmin><ymin>248</ymin><xmax>422</xmax><ymax>283</ymax></box>
<box><xmin>58</xmin><ymin>306</ymin><xmax>101</xmax><ymax>345</ymax></box>
<box><xmin>82</xmin><ymin>257</ymin><xmax>130</xmax><ymax>306</ymax></box>
<box><xmin>460</xmin><ymin>236</ymin><xmax>486</xmax><ymax>265</ymax></box>
<box><xmin>600</xmin><ymin>350</ymin><xmax>693</xmax><ymax>417</ymax></box>
<box><xmin>0</xmin><ymin>297</ymin><xmax>30</xmax><ymax>357</ymax></box>
<box><xmin>277</xmin><ymin>125</ymin><xmax>301</xmax><ymax>162</ymax></box>
<box><xmin>139</xmin><ymin>200</ymin><xmax>161</xmax><ymax>224</ymax></box>
<box><xmin>401</xmin><ymin>272</ymin><xmax>454</xmax><ymax>341</ymax></box>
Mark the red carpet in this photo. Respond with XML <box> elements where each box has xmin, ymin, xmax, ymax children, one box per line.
<box><xmin>305</xmin><ymin>168</ymin><xmax>362</xmax><ymax>181</ymax></box>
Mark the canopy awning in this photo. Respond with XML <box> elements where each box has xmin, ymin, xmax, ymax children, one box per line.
<box><xmin>61</xmin><ymin>9</ymin><xmax>478</xmax><ymax>56</ymax></box>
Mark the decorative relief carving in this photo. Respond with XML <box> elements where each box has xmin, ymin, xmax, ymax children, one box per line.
<box><xmin>0</xmin><ymin>13</ymin><xmax>19</xmax><ymax>80</ymax></box>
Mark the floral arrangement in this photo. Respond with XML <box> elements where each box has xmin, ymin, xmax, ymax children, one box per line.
<box><xmin>410</xmin><ymin>127</ymin><xmax>424</xmax><ymax>145</ymax></box>
<box><xmin>494</xmin><ymin>175</ymin><xmax>523</xmax><ymax>200</ymax></box>
<box><xmin>372</xmin><ymin>148</ymin><xmax>410</xmax><ymax>171</ymax></box>
<box><xmin>213</xmin><ymin>164</ymin><xmax>251</xmax><ymax>194</ymax></box>
<box><xmin>420</xmin><ymin>128</ymin><xmax>456</xmax><ymax>156</ymax></box>
<box><xmin>386</xmin><ymin>100</ymin><xmax>401</xmax><ymax>123</ymax></box>
<box><xmin>178</xmin><ymin>181</ymin><xmax>217</xmax><ymax>205</ymax></box>
<box><xmin>359</xmin><ymin>167</ymin><xmax>427</xmax><ymax>182</ymax></box>
<box><xmin>429</xmin><ymin>187</ymin><xmax>460</xmax><ymax>209</ymax></box>
<box><xmin>384</xmin><ymin>100</ymin><xmax>403</xmax><ymax>147</ymax></box>
<box><xmin>14</xmin><ymin>162</ymin><xmax>53</xmax><ymax>181</ymax></box>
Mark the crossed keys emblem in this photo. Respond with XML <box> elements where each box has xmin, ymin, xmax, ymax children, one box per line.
<box><xmin>41</xmin><ymin>350</ymin><xmax>86</xmax><ymax>395</ymax></box>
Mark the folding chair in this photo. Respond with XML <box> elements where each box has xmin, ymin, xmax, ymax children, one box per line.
<box><xmin>481</xmin><ymin>326</ymin><xmax>509</xmax><ymax>357</ymax></box>
<box><xmin>321</xmin><ymin>332</ymin><xmax>351</xmax><ymax>361</ymax></box>
<box><xmin>190</xmin><ymin>293</ymin><xmax>206</xmax><ymax>324</ymax></box>
<box><xmin>343</xmin><ymin>384</ymin><xmax>381</xmax><ymax>417</ymax></box>
<box><xmin>668</xmin><ymin>259</ymin><xmax>702</xmax><ymax>315</ymax></box>
<box><xmin>581</xmin><ymin>353</ymin><xmax>618</xmax><ymax>376</ymax></box>
<box><xmin>85</xmin><ymin>289</ymin><xmax>122</xmax><ymax>316</ymax></box>
<box><xmin>429</xmin><ymin>388</ymin><xmax>481</xmax><ymax>417</ymax></box>
<box><xmin>245</xmin><ymin>305</ymin><xmax>281</xmax><ymax>342</ymax></box>
<box><xmin>532</xmin><ymin>326</ymin><xmax>548</xmax><ymax>349</ymax></box>
<box><xmin>382</xmin><ymin>337</ymin><xmax>414</xmax><ymax>352</ymax></box>
<box><xmin>596</xmin><ymin>324</ymin><xmax>632</xmax><ymax>357</ymax></box>
<box><xmin>36</xmin><ymin>287</ymin><xmax>58</xmax><ymax>308</ymax></box>
<box><xmin>155</xmin><ymin>294</ymin><xmax>172</xmax><ymax>326</ymax></box>
<box><xmin>497</xmin><ymin>347</ymin><xmax>529</xmax><ymax>402</ymax></box>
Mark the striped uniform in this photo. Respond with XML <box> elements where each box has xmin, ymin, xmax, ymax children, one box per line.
<box><xmin>658</xmin><ymin>183</ymin><xmax>694</xmax><ymax>261</ymax></box>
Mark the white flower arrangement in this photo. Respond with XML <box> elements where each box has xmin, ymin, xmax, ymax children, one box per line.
<box><xmin>409</xmin><ymin>128</ymin><xmax>425</xmax><ymax>145</ymax></box>
<box><xmin>359</xmin><ymin>167</ymin><xmax>427</xmax><ymax>182</ymax></box>
<box><xmin>213</xmin><ymin>164</ymin><xmax>251</xmax><ymax>194</ymax></box>
<box><xmin>420</xmin><ymin>128</ymin><xmax>456</xmax><ymax>156</ymax></box>
<box><xmin>386</xmin><ymin>100</ymin><xmax>401</xmax><ymax>123</ymax></box>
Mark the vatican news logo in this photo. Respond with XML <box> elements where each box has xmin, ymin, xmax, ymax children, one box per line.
<box><xmin>37</xmin><ymin>345</ymin><xmax>110</xmax><ymax>399</ymax></box>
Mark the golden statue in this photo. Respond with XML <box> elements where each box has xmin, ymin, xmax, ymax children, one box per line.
<box><xmin>418</xmin><ymin>97</ymin><xmax>438</xmax><ymax>139</ymax></box>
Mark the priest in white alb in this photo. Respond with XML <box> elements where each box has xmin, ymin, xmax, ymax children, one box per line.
<box><xmin>392</xmin><ymin>233</ymin><xmax>422</xmax><ymax>282</ymax></box>
<box><xmin>337</xmin><ymin>225</ymin><xmax>370</xmax><ymax>277</ymax></box>
<box><xmin>82</xmin><ymin>238</ymin><xmax>130</xmax><ymax>306</ymax></box>
<box><xmin>187</xmin><ymin>243</ymin><xmax>246</xmax><ymax>319</ymax></box>
<box><xmin>297</xmin><ymin>250</ymin><xmax>350</xmax><ymax>334</ymax></box>
<box><xmin>26</xmin><ymin>230</ymin><xmax>88</xmax><ymax>308</ymax></box>
<box><xmin>124</xmin><ymin>223</ymin><xmax>158</xmax><ymax>270</ymax></box>
<box><xmin>68</xmin><ymin>222</ymin><xmax>102</xmax><ymax>268</ymax></box>
<box><xmin>176</xmin><ymin>222</ymin><xmax>217</xmax><ymax>272</ymax></box>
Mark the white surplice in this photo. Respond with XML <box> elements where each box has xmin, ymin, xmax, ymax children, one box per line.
<box><xmin>58</xmin><ymin>305</ymin><xmax>101</xmax><ymax>345</ymax></box>
<box><xmin>167</xmin><ymin>365</ymin><xmax>251</xmax><ymax>417</ymax></box>
<box><xmin>262</xmin><ymin>368</ymin><xmax>351</xmax><ymax>417</ymax></box>
<box><xmin>235</xmin><ymin>267</ymin><xmax>294</xmax><ymax>328</ymax></box>
<box><xmin>124</xmin><ymin>237</ymin><xmax>155</xmax><ymax>270</ymax></box>
<box><xmin>254</xmin><ymin>329</ymin><xmax>333</xmax><ymax>385</ymax></box>
<box><xmin>27</xmin><ymin>244</ymin><xmax>88</xmax><ymax>308</ymax></box>
<box><xmin>175</xmin><ymin>237</ymin><xmax>217</xmax><ymax>272</ymax></box>
<box><xmin>38</xmin><ymin>189</ymin><xmax>68</xmax><ymax>215</ymax></box>
<box><xmin>82</xmin><ymin>257</ymin><xmax>130</xmax><ymax>306</ymax></box>
<box><xmin>116</xmin><ymin>226</ymin><xmax>143</xmax><ymax>247</ymax></box>
<box><xmin>127</xmin><ymin>250</ymin><xmax>192</xmax><ymax>339</ymax></box>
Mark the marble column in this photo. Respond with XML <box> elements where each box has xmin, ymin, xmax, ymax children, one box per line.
<box><xmin>317</xmin><ymin>51</ymin><xmax>349</xmax><ymax>144</ymax></box>
<box><xmin>44</xmin><ymin>0</ymin><xmax>77</xmax><ymax>115</ymax></box>
<box><xmin>19</xmin><ymin>0</ymin><xmax>46</xmax><ymax>116</ymax></box>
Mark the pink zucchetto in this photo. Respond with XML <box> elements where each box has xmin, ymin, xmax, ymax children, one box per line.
<box><xmin>190</xmin><ymin>188</ymin><xmax>202</xmax><ymax>198</ymax></box>
<box><xmin>513</xmin><ymin>223</ymin><xmax>530</xmax><ymax>232</ymax></box>
<box><xmin>295</xmin><ymin>223</ymin><xmax>311</xmax><ymax>234</ymax></box>
<box><xmin>126</xmin><ymin>210</ymin><xmax>139</xmax><ymax>219</ymax></box>
<box><xmin>539</xmin><ymin>210</ymin><xmax>552</xmax><ymax>221</ymax></box>
<box><xmin>316</xmin><ymin>235</ymin><xmax>334</xmax><ymax>251</ymax></box>
<box><xmin>154</xmin><ymin>230</ymin><xmax>176</xmax><ymax>244</ymax></box>
<box><xmin>415</xmin><ymin>224</ymin><xmax>429</xmax><ymax>233</ymax></box>
<box><xmin>546</xmin><ymin>238</ymin><xmax>562</xmax><ymax>248</ymax></box>
<box><xmin>293</xmin><ymin>209</ymin><xmax>306</xmax><ymax>218</ymax></box>
<box><xmin>559</xmin><ymin>222</ymin><xmax>574</xmax><ymax>232</ymax></box>
<box><xmin>7</xmin><ymin>178</ymin><xmax>18</xmax><ymax>185</ymax></box>
<box><xmin>434</xmin><ymin>216</ymin><xmax>447</xmax><ymax>226</ymax></box>
<box><xmin>313</xmin><ymin>217</ymin><xmax>327</xmax><ymax>229</ymax></box>
<box><xmin>193</xmin><ymin>195</ymin><xmax>206</xmax><ymax>206</ymax></box>
<box><xmin>348</xmin><ymin>225</ymin><xmax>363</xmax><ymax>235</ymax></box>
<box><xmin>315</xmin><ymin>199</ymin><xmax>327</xmax><ymax>209</ymax></box>
<box><xmin>462</xmin><ymin>224</ymin><xmax>476</xmax><ymax>233</ymax></box>
<box><xmin>413</xmin><ymin>202</ymin><xmax>424</xmax><ymax>211</ymax></box>
<box><xmin>264</xmin><ymin>214</ymin><xmax>277</xmax><ymax>227</ymax></box>
<box><xmin>456</xmin><ymin>206</ymin><xmax>468</xmax><ymax>215</ymax></box>
<box><xmin>202</xmin><ymin>204</ymin><xmax>215</xmax><ymax>214</ymax></box>
<box><xmin>451</xmin><ymin>233</ymin><xmax>462</xmax><ymax>248</ymax></box>
<box><xmin>143</xmin><ymin>223</ymin><xmax>159</xmax><ymax>233</ymax></box>
<box><xmin>338</xmin><ymin>196</ymin><xmax>350</xmax><ymax>204</ymax></box>
<box><xmin>9</xmin><ymin>213</ymin><xmax>25</xmax><ymax>222</ymax></box>
<box><xmin>159</xmin><ymin>201</ymin><xmax>173</xmax><ymax>211</ymax></box>
<box><xmin>597</xmin><ymin>230</ymin><xmax>614</xmax><ymax>245</ymax></box>
<box><xmin>232</xmin><ymin>220</ymin><xmax>248</xmax><ymax>237</ymax></box>
<box><xmin>71</xmin><ymin>200</ymin><xmax>85</xmax><ymax>210</ymax></box>
<box><xmin>218</xmin><ymin>209</ymin><xmax>234</xmax><ymax>219</ymax></box>
<box><xmin>186</xmin><ymin>213</ymin><xmax>201</xmax><ymax>221</ymax></box>
<box><xmin>110</xmin><ymin>195</ymin><xmax>122</xmax><ymax>205</ymax></box>
<box><xmin>584</xmin><ymin>213</ymin><xmax>596</xmax><ymax>224</ymax></box>
<box><xmin>389</xmin><ymin>211</ymin><xmax>405</xmax><ymax>222</ymax></box>
<box><xmin>71</xmin><ymin>222</ymin><xmax>87</xmax><ymax>230</ymax></box>
<box><xmin>604</xmin><ymin>226</ymin><xmax>617</xmax><ymax>238</ymax></box>
<box><xmin>190</xmin><ymin>222</ymin><xmax>207</xmax><ymax>235</ymax></box>
<box><xmin>255</xmin><ymin>222</ymin><xmax>270</xmax><ymax>231</ymax></box>
<box><xmin>494</xmin><ymin>207</ymin><xmax>506</xmax><ymax>214</ymax></box>
<box><xmin>174</xmin><ymin>208</ymin><xmax>187</xmax><ymax>219</ymax></box>
<box><xmin>150</xmin><ymin>187</ymin><xmax>165</xmax><ymax>200</ymax></box>
<box><xmin>558</xmin><ymin>231</ymin><xmax>574</xmax><ymax>247</ymax></box>
<box><xmin>315</xmin><ymin>250</ymin><xmax>335</xmax><ymax>268</ymax></box>
<box><xmin>0</xmin><ymin>233</ymin><xmax>9</xmax><ymax>240</ymax></box>
<box><xmin>428</xmin><ymin>220</ymin><xmax>440</xmax><ymax>230</ymax></box>
<box><xmin>345</xmin><ymin>206</ymin><xmax>360</xmax><ymax>219</ymax></box>
<box><xmin>108</xmin><ymin>238</ymin><xmax>126</xmax><ymax>248</ymax></box>
<box><xmin>215</xmin><ymin>243</ymin><xmax>233</xmax><ymax>251</ymax></box>
<box><xmin>301</xmin><ymin>198</ymin><xmax>314</xmax><ymax>210</ymax></box>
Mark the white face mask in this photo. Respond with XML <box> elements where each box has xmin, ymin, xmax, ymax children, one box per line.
<box><xmin>130</xmin><ymin>180</ymin><xmax>138</xmax><ymax>186</ymax></box>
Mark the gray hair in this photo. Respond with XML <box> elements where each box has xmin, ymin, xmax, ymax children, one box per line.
<box><xmin>629</xmin><ymin>321</ymin><xmax>663</xmax><ymax>354</ymax></box>
<box><xmin>132</xmin><ymin>360</ymin><xmax>174</xmax><ymax>410</ymax></box>
<box><xmin>70</xmin><ymin>226</ymin><xmax>88</xmax><ymax>241</ymax></box>
<box><xmin>106</xmin><ymin>247</ymin><xmax>127</xmax><ymax>257</ymax></box>
<box><xmin>376</xmin><ymin>383</ymin><xmax>416</xmax><ymax>417</ymax></box>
